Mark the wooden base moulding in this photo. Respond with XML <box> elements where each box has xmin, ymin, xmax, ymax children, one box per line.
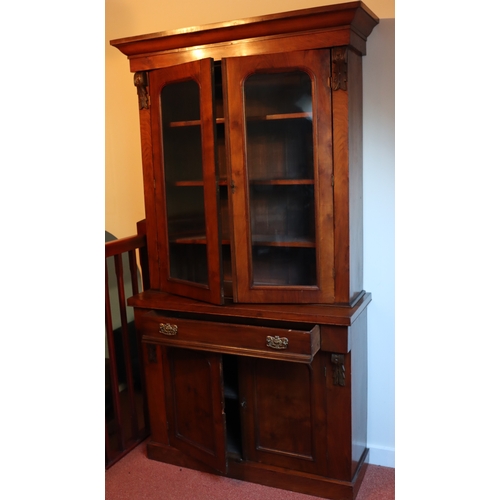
<box><xmin>146</xmin><ymin>440</ymin><xmax>370</xmax><ymax>500</ymax></box>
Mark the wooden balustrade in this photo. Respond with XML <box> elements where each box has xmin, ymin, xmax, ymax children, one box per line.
<box><xmin>105</xmin><ymin>220</ymin><xmax>150</xmax><ymax>468</ymax></box>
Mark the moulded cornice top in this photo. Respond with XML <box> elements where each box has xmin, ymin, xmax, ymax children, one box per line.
<box><xmin>110</xmin><ymin>2</ymin><xmax>379</xmax><ymax>58</ymax></box>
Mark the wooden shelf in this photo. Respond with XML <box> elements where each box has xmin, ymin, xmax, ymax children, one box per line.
<box><xmin>171</xmin><ymin>236</ymin><xmax>231</xmax><ymax>245</ymax></box>
<box><xmin>171</xmin><ymin>234</ymin><xmax>313</xmax><ymax>248</ymax></box>
<box><xmin>247</xmin><ymin>112</ymin><xmax>312</xmax><ymax>121</ymax></box>
<box><xmin>252</xmin><ymin>235</ymin><xmax>315</xmax><ymax>248</ymax></box>
<box><xmin>167</xmin><ymin>114</ymin><xmax>309</xmax><ymax>127</ymax></box>
<box><xmin>168</xmin><ymin>120</ymin><xmax>200</xmax><ymax>127</ymax></box>
<box><xmin>250</xmin><ymin>179</ymin><xmax>314</xmax><ymax>185</ymax></box>
<box><xmin>168</xmin><ymin>117</ymin><xmax>225</xmax><ymax>127</ymax></box>
<box><xmin>171</xmin><ymin>235</ymin><xmax>207</xmax><ymax>245</ymax></box>
<box><xmin>169</xmin><ymin>180</ymin><xmax>204</xmax><ymax>187</ymax></box>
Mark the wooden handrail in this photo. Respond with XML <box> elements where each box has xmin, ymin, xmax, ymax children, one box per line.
<box><xmin>105</xmin><ymin>233</ymin><xmax>147</xmax><ymax>258</ymax></box>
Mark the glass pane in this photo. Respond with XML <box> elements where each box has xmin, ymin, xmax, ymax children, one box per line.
<box><xmin>244</xmin><ymin>71</ymin><xmax>317</xmax><ymax>287</ymax></box>
<box><xmin>161</xmin><ymin>80</ymin><xmax>208</xmax><ymax>285</ymax></box>
<box><xmin>250</xmin><ymin>184</ymin><xmax>315</xmax><ymax>241</ymax></box>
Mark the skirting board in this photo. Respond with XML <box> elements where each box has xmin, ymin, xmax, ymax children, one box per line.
<box><xmin>367</xmin><ymin>445</ymin><xmax>394</xmax><ymax>468</ymax></box>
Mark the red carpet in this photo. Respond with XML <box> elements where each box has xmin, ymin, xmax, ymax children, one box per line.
<box><xmin>106</xmin><ymin>440</ymin><xmax>394</xmax><ymax>499</ymax></box>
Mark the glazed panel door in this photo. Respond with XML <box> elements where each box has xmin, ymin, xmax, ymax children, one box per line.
<box><xmin>223</xmin><ymin>50</ymin><xmax>334</xmax><ymax>304</ymax></box>
<box><xmin>149</xmin><ymin>59</ymin><xmax>223</xmax><ymax>305</ymax></box>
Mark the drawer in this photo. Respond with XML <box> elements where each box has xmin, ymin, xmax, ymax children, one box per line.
<box><xmin>137</xmin><ymin>311</ymin><xmax>320</xmax><ymax>363</ymax></box>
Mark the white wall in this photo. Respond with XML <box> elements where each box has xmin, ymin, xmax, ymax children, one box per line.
<box><xmin>363</xmin><ymin>18</ymin><xmax>395</xmax><ymax>467</ymax></box>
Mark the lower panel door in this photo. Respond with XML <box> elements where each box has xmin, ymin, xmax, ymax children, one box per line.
<box><xmin>239</xmin><ymin>354</ymin><xmax>327</xmax><ymax>475</ymax></box>
<box><xmin>164</xmin><ymin>347</ymin><xmax>227</xmax><ymax>473</ymax></box>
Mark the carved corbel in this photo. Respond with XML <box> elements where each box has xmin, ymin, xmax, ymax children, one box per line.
<box><xmin>332</xmin><ymin>47</ymin><xmax>348</xmax><ymax>91</ymax></box>
<box><xmin>134</xmin><ymin>71</ymin><xmax>150</xmax><ymax>110</ymax></box>
<box><xmin>331</xmin><ymin>353</ymin><xmax>346</xmax><ymax>386</ymax></box>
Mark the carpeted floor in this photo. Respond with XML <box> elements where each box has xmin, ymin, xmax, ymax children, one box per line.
<box><xmin>106</xmin><ymin>440</ymin><xmax>395</xmax><ymax>499</ymax></box>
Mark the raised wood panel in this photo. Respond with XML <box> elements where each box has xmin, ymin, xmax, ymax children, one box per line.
<box><xmin>239</xmin><ymin>355</ymin><xmax>327</xmax><ymax>475</ymax></box>
<box><xmin>163</xmin><ymin>348</ymin><xmax>227</xmax><ymax>473</ymax></box>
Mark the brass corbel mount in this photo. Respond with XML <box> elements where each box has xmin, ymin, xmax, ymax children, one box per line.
<box><xmin>332</xmin><ymin>47</ymin><xmax>348</xmax><ymax>91</ymax></box>
<box><xmin>331</xmin><ymin>353</ymin><xmax>346</xmax><ymax>386</ymax></box>
<box><xmin>134</xmin><ymin>71</ymin><xmax>150</xmax><ymax>109</ymax></box>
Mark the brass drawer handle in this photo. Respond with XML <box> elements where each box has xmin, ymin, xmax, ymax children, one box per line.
<box><xmin>266</xmin><ymin>335</ymin><xmax>289</xmax><ymax>350</ymax></box>
<box><xmin>159</xmin><ymin>323</ymin><xmax>178</xmax><ymax>336</ymax></box>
